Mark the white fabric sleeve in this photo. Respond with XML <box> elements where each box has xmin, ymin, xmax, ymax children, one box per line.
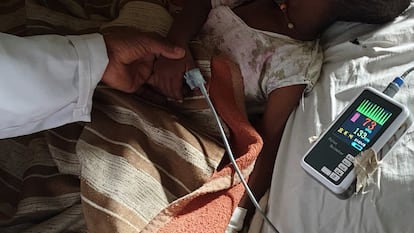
<box><xmin>0</xmin><ymin>33</ymin><xmax>108</xmax><ymax>139</ymax></box>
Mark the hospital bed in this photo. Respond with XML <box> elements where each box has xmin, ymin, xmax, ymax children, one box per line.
<box><xmin>0</xmin><ymin>1</ymin><xmax>413</xmax><ymax>233</ymax></box>
<box><xmin>250</xmin><ymin>2</ymin><xmax>414</xmax><ymax>233</ymax></box>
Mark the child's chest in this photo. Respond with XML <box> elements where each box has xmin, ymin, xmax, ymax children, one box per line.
<box><xmin>232</xmin><ymin>0</ymin><xmax>289</xmax><ymax>35</ymax></box>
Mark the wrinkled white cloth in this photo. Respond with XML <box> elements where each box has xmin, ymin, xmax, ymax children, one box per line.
<box><xmin>258</xmin><ymin>4</ymin><xmax>414</xmax><ymax>233</ymax></box>
<box><xmin>0</xmin><ymin>33</ymin><xmax>108</xmax><ymax>139</ymax></box>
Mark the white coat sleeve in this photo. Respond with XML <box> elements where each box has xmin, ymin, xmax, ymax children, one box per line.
<box><xmin>0</xmin><ymin>33</ymin><xmax>109</xmax><ymax>139</ymax></box>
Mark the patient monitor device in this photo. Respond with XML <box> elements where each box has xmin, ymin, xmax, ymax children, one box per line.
<box><xmin>301</xmin><ymin>69</ymin><xmax>414</xmax><ymax>199</ymax></box>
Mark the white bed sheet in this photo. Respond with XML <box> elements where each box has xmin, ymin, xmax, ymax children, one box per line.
<box><xmin>258</xmin><ymin>2</ymin><xmax>414</xmax><ymax>233</ymax></box>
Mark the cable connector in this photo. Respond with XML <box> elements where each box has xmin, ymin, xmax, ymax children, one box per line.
<box><xmin>225</xmin><ymin>207</ymin><xmax>247</xmax><ymax>233</ymax></box>
<box><xmin>383</xmin><ymin>66</ymin><xmax>414</xmax><ymax>98</ymax></box>
<box><xmin>383</xmin><ymin>76</ymin><xmax>404</xmax><ymax>98</ymax></box>
<box><xmin>184</xmin><ymin>68</ymin><xmax>206</xmax><ymax>90</ymax></box>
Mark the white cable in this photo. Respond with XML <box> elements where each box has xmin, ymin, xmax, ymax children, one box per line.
<box><xmin>184</xmin><ymin>68</ymin><xmax>279</xmax><ymax>233</ymax></box>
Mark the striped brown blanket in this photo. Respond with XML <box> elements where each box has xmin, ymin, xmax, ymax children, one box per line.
<box><xmin>0</xmin><ymin>1</ymin><xmax>262</xmax><ymax>232</ymax></box>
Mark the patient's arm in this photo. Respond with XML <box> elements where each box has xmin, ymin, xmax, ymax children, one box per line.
<box><xmin>239</xmin><ymin>84</ymin><xmax>306</xmax><ymax>222</ymax></box>
<box><xmin>148</xmin><ymin>0</ymin><xmax>212</xmax><ymax>100</ymax></box>
<box><xmin>167</xmin><ymin>0</ymin><xmax>211</xmax><ymax>47</ymax></box>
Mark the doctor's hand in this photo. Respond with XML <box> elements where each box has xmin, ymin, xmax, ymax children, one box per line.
<box><xmin>101</xmin><ymin>28</ymin><xmax>185</xmax><ymax>93</ymax></box>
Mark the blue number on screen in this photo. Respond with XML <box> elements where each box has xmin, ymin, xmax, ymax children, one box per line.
<box><xmin>351</xmin><ymin>141</ymin><xmax>364</xmax><ymax>151</ymax></box>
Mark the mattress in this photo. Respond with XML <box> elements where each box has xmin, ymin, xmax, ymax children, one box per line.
<box><xmin>258</xmin><ymin>2</ymin><xmax>414</xmax><ymax>233</ymax></box>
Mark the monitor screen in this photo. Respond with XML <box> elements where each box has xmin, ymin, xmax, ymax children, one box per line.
<box><xmin>303</xmin><ymin>89</ymin><xmax>403</xmax><ymax>185</ymax></box>
<box><xmin>333</xmin><ymin>99</ymin><xmax>393</xmax><ymax>152</ymax></box>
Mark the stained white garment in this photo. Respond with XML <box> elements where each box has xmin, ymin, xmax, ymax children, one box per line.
<box><xmin>200</xmin><ymin>0</ymin><xmax>322</xmax><ymax>115</ymax></box>
<box><xmin>0</xmin><ymin>33</ymin><xmax>108</xmax><ymax>139</ymax></box>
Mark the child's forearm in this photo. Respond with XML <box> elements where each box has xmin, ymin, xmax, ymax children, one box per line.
<box><xmin>167</xmin><ymin>0</ymin><xmax>211</xmax><ymax>47</ymax></box>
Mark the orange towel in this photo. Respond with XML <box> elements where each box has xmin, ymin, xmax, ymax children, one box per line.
<box><xmin>144</xmin><ymin>57</ymin><xmax>263</xmax><ymax>233</ymax></box>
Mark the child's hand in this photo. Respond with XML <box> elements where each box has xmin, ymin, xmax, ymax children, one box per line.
<box><xmin>148</xmin><ymin>47</ymin><xmax>195</xmax><ymax>100</ymax></box>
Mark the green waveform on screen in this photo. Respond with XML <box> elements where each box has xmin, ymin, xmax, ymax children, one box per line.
<box><xmin>357</xmin><ymin>100</ymin><xmax>392</xmax><ymax>125</ymax></box>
